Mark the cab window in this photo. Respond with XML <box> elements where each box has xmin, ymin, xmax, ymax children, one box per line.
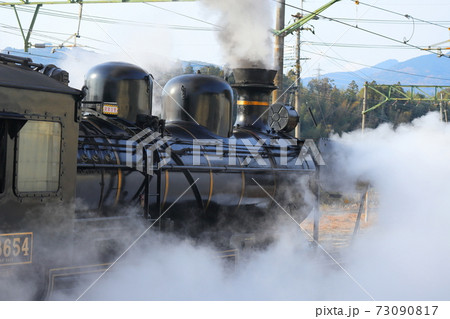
<box><xmin>16</xmin><ymin>120</ymin><xmax>61</xmax><ymax>193</ymax></box>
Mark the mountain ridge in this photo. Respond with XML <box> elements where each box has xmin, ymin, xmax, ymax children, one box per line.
<box><xmin>302</xmin><ymin>53</ymin><xmax>450</xmax><ymax>89</ymax></box>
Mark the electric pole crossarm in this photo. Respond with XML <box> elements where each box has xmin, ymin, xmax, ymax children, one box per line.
<box><xmin>362</xmin><ymin>85</ymin><xmax>389</xmax><ymax>114</ymax></box>
<box><xmin>0</xmin><ymin>0</ymin><xmax>194</xmax><ymax>5</ymax></box>
<box><xmin>274</xmin><ymin>0</ymin><xmax>341</xmax><ymax>37</ymax></box>
<box><xmin>5</xmin><ymin>0</ymin><xmax>195</xmax><ymax>52</ymax></box>
<box><xmin>12</xmin><ymin>5</ymin><xmax>26</xmax><ymax>41</ymax></box>
<box><xmin>362</xmin><ymin>84</ymin><xmax>450</xmax><ymax>114</ymax></box>
<box><xmin>12</xmin><ymin>4</ymin><xmax>42</xmax><ymax>52</ymax></box>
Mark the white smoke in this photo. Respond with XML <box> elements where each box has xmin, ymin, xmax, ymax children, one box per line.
<box><xmin>200</xmin><ymin>0</ymin><xmax>274</xmax><ymax>69</ymax></box>
<box><xmin>76</xmin><ymin>229</ymin><xmax>354</xmax><ymax>301</ymax></box>
<box><xmin>66</xmin><ymin>112</ymin><xmax>450</xmax><ymax>301</ymax></box>
<box><xmin>330</xmin><ymin>112</ymin><xmax>450</xmax><ymax>300</ymax></box>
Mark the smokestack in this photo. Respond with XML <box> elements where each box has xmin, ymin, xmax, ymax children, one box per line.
<box><xmin>232</xmin><ymin>68</ymin><xmax>277</xmax><ymax>131</ymax></box>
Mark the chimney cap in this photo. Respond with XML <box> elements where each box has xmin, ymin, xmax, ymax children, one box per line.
<box><xmin>232</xmin><ymin>68</ymin><xmax>277</xmax><ymax>86</ymax></box>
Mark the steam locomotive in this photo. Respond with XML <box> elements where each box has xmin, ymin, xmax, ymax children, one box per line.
<box><xmin>0</xmin><ymin>53</ymin><xmax>323</xmax><ymax>299</ymax></box>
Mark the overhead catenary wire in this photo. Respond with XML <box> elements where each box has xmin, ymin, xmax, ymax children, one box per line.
<box><xmin>286</xmin><ymin>43</ymin><xmax>372</xmax><ymax>84</ymax></box>
<box><xmin>268</xmin><ymin>0</ymin><xmax>384</xmax><ymax>111</ymax></box>
<box><xmin>0</xmin><ymin>5</ymin><xmax>219</xmax><ymax>32</ymax></box>
<box><xmin>333</xmin><ymin>17</ymin><xmax>450</xmax><ymax>25</ymax></box>
<box><xmin>0</xmin><ymin>3</ymin><xmax>219</xmax><ymax>52</ymax></box>
<box><xmin>297</xmin><ymin>48</ymin><xmax>450</xmax><ymax>82</ymax></box>
<box><xmin>0</xmin><ymin>23</ymin><xmax>111</xmax><ymax>45</ymax></box>
<box><xmin>2</xmin><ymin>0</ymin><xmax>447</xmax><ymax>80</ymax></box>
<box><xmin>277</xmin><ymin>0</ymin><xmax>450</xmax><ymax>59</ymax></box>
<box><xmin>3</xmin><ymin>1</ymin><xmax>446</xmax><ymax>55</ymax></box>
<box><xmin>306</xmin><ymin>31</ymin><xmax>372</xmax><ymax>83</ymax></box>
<box><xmin>143</xmin><ymin>2</ymin><xmax>220</xmax><ymax>28</ymax></box>
<box><xmin>0</xmin><ymin>26</ymin><xmax>106</xmax><ymax>51</ymax></box>
<box><xmin>277</xmin><ymin>0</ymin><xmax>450</xmax><ymax>128</ymax></box>
<box><xmin>345</xmin><ymin>18</ymin><xmax>449</xmax><ymax>25</ymax></box>
<box><xmin>279</xmin><ymin>0</ymin><xmax>450</xmax><ymax>85</ymax></box>
<box><xmin>349</xmin><ymin>0</ymin><xmax>450</xmax><ymax>30</ymax></box>
<box><xmin>284</xmin><ymin>46</ymin><xmax>450</xmax><ymax>83</ymax></box>
<box><xmin>286</xmin><ymin>41</ymin><xmax>417</xmax><ymax>49</ymax></box>
<box><xmin>268</xmin><ymin>0</ymin><xmax>448</xmax><ymax>128</ymax></box>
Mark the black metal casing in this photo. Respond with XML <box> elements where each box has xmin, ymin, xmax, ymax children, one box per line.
<box><xmin>162</xmin><ymin>74</ymin><xmax>234</xmax><ymax>137</ymax></box>
<box><xmin>83</xmin><ymin>62</ymin><xmax>153</xmax><ymax>122</ymax></box>
<box><xmin>232</xmin><ymin>68</ymin><xmax>277</xmax><ymax>132</ymax></box>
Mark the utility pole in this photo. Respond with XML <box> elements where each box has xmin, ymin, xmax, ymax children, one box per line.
<box><xmin>273</xmin><ymin>0</ymin><xmax>285</xmax><ymax>103</ymax></box>
<box><xmin>294</xmin><ymin>10</ymin><xmax>302</xmax><ymax>138</ymax></box>
<box><xmin>296</xmin><ymin>0</ymin><xmax>305</xmax><ymax>139</ymax></box>
<box><xmin>272</xmin><ymin>0</ymin><xmax>340</xmax><ymax>103</ymax></box>
<box><xmin>316</xmin><ymin>65</ymin><xmax>323</xmax><ymax>79</ymax></box>
<box><xmin>362</xmin><ymin>82</ymin><xmax>367</xmax><ymax>132</ymax></box>
<box><xmin>361</xmin><ymin>82</ymin><xmax>369</xmax><ymax>222</ymax></box>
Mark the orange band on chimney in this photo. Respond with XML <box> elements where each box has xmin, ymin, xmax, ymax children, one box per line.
<box><xmin>237</xmin><ymin>100</ymin><xmax>269</xmax><ymax>106</ymax></box>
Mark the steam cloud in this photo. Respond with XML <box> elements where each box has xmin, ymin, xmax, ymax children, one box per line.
<box><xmin>200</xmin><ymin>0</ymin><xmax>274</xmax><ymax>69</ymax></box>
<box><xmin>69</xmin><ymin>112</ymin><xmax>450</xmax><ymax>301</ymax></box>
<box><xmin>329</xmin><ymin>112</ymin><xmax>450</xmax><ymax>300</ymax></box>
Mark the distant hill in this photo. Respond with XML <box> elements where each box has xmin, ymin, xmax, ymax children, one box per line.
<box><xmin>303</xmin><ymin>53</ymin><xmax>450</xmax><ymax>89</ymax></box>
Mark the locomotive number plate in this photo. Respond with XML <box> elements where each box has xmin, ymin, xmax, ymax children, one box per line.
<box><xmin>102</xmin><ymin>103</ymin><xmax>119</xmax><ymax>115</ymax></box>
<box><xmin>0</xmin><ymin>233</ymin><xmax>33</xmax><ymax>266</ymax></box>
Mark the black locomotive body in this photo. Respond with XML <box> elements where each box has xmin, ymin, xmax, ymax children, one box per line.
<box><xmin>0</xmin><ymin>53</ymin><xmax>323</xmax><ymax>300</ymax></box>
<box><xmin>0</xmin><ymin>54</ymin><xmax>81</xmax><ymax>299</ymax></box>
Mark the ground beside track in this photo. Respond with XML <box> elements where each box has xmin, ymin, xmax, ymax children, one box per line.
<box><xmin>301</xmin><ymin>191</ymin><xmax>378</xmax><ymax>253</ymax></box>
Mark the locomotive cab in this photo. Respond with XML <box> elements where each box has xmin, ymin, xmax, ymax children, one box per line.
<box><xmin>0</xmin><ymin>53</ymin><xmax>82</xmax><ymax>299</ymax></box>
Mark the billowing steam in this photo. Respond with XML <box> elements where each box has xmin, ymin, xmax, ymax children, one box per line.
<box><xmin>200</xmin><ymin>0</ymin><xmax>274</xmax><ymax>69</ymax></box>
<box><xmin>328</xmin><ymin>112</ymin><xmax>450</xmax><ymax>300</ymax></box>
<box><xmin>67</xmin><ymin>112</ymin><xmax>450</xmax><ymax>301</ymax></box>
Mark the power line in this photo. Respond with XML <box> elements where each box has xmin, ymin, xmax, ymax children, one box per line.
<box><xmin>0</xmin><ymin>5</ymin><xmax>219</xmax><ymax>31</ymax></box>
<box><xmin>281</xmin><ymin>0</ymin><xmax>450</xmax><ymax>84</ymax></box>
<box><xmin>299</xmin><ymin>48</ymin><xmax>450</xmax><ymax>82</ymax></box>
<box><xmin>331</xmin><ymin>17</ymin><xmax>450</xmax><ymax>26</ymax></box>
<box><xmin>349</xmin><ymin>0</ymin><xmax>450</xmax><ymax>30</ymax></box>
<box><xmin>278</xmin><ymin>0</ymin><xmax>450</xmax><ymax>59</ymax></box>
<box><xmin>0</xmin><ymin>23</ymin><xmax>111</xmax><ymax>44</ymax></box>
<box><xmin>284</xmin><ymin>46</ymin><xmax>450</xmax><ymax>83</ymax></box>
<box><xmin>288</xmin><ymin>41</ymin><xmax>418</xmax><ymax>49</ymax></box>
<box><xmin>0</xmin><ymin>24</ymin><xmax>106</xmax><ymax>51</ymax></box>
<box><xmin>0</xmin><ymin>3</ymin><xmax>219</xmax><ymax>52</ymax></box>
<box><xmin>143</xmin><ymin>2</ymin><xmax>220</xmax><ymax>28</ymax></box>
<box><xmin>307</xmin><ymin>31</ymin><xmax>372</xmax><ymax>83</ymax></box>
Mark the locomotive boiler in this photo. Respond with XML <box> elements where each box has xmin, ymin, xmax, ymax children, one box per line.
<box><xmin>78</xmin><ymin>62</ymin><xmax>320</xmax><ymax>228</ymax></box>
<box><xmin>0</xmin><ymin>53</ymin><xmax>324</xmax><ymax>299</ymax></box>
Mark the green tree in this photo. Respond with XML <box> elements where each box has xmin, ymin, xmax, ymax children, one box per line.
<box><xmin>184</xmin><ymin>64</ymin><xmax>194</xmax><ymax>74</ymax></box>
<box><xmin>199</xmin><ymin>65</ymin><xmax>223</xmax><ymax>77</ymax></box>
